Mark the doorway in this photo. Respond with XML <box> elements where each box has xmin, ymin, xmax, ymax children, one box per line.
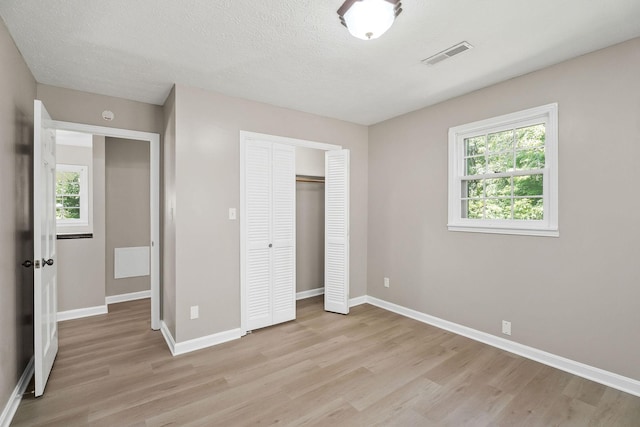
<box><xmin>52</xmin><ymin>120</ymin><xmax>161</xmax><ymax>330</ymax></box>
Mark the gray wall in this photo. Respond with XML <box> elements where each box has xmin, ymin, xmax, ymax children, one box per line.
<box><xmin>0</xmin><ymin>16</ymin><xmax>36</xmax><ymax>416</ymax></box>
<box><xmin>105</xmin><ymin>137</ymin><xmax>150</xmax><ymax>297</ymax></box>
<box><xmin>56</xmin><ymin>136</ymin><xmax>107</xmax><ymax>311</ymax></box>
<box><xmin>296</xmin><ymin>182</ymin><xmax>324</xmax><ymax>293</ymax></box>
<box><xmin>36</xmin><ymin>84</ymin><xmax>164</xmax><ymax>134</ymax></box>
<box><xmin>368</xmin><ymin>38</ymin><xmax>640</xmax><ymax>381</ymax></box>
<box><xmin>165</xmin><ymin>84</ymin><xmax>368</xmax><ymax>342</ymax></box>
<box><xmin>296</xmin><ymin>147</ymin><xmax>325</xmax><ymax>293</ymax></box>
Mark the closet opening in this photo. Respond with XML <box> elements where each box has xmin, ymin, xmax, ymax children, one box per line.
<box><xmin>294</xmin><ymin>149</ymin><xmax>326</xmax><ymax>303</ymax></box>
<box><xmin>240</xmin><ymin>131</ymin><xmax>350</xmax><ymax>334</ymax></box>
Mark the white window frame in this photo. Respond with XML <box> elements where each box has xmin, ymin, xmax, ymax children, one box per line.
<box><xmin>56</xmin><ymin>163</ymin><xmax>90</xmax><ymax>231</ymax></box>
<box><xmin>448</xmin><ymin>103</ymin><xmax>558</xmax><ymax>237</ymax></box>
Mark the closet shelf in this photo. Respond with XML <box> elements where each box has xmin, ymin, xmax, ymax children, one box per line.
<box><xmin>296</xmin><ymin>175</ymin><xmax>325</xmax><ymax>183</ymax></box>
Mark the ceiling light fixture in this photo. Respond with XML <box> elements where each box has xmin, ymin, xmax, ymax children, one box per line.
<box><xmin>338</xmin><ymin>0</ymin><xmax>402</xmax><ymax>40</ymax></box>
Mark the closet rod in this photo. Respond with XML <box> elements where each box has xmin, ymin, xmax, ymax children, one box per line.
<box><xmin>296</xmin><ymin>175</ymin><xmax>325</xmax><ymax>183</ymax></box>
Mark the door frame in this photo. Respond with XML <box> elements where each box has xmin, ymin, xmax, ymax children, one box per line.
<box><xmin>51</xmin><ymin>120</ymin><xmax>161</xmax><ymax>330</ymax></box>
<box><xmin>239</xmin><ymin>131</ymin><xmax>342</xmax><ymax>335</ymax></box>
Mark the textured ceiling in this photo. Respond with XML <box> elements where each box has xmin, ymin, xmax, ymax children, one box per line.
<box><xmin>1</xmin><ymin>0</ymin><xmax>639</xmax><ymax>125</ymax></box>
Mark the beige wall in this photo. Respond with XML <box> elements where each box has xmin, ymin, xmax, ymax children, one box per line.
<box><xmin>169</xmin><ymin>84</ymin><xmax>368</xmax><ymax>342</ymax></box>
<box><xmin>296</xmin><ymin>182</ymin><xmax>324</xmax><ymax>293</ymax></box>
<box><xmin>105</xmin><ymin>137</ymin><xmax>151</xmax><ymax>297</ymax></box>
<box><xmin>296</xmin><ymin>146</ymin><xmax>325</xmax><ymax>177</ymax></box>
<box><xmin>56</xmin><ymin>136</ymin><xmax>107</xmax><ymax>311</ymax></box>
<box><xmin>0</xmin><ymin>16</ymin><xmax>36</xmax><ymax>415</ymax></box>
<box><xmin>368</xmin><ymin>38</ymin><xmax>640</xmax><ymax>381</ymax></box>
<box><xmin>36</xmin><ymin>84</ymin><xmax>164</xmax><ymax>134</ymax></box>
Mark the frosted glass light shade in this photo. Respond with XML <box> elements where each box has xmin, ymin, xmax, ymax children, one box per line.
<box><xmin>342</xmin><ymin>0</ymin><xmax>397</xmax><ymax>40</ymax></box>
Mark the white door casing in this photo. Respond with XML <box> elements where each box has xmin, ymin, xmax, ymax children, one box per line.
<box><xmin>324</xmin><ymin>149</ymin><xmax>350</xmax><ymax>314</ymax></box>
<box><xmin>34</xmin><ymin>100</ymin><xmax>58</xmax><ymax>397</ymax></box>
<box><xmin>242</xmin><ymin>140</ymin><xmax>296</xmax><ymax>331</ymax></box>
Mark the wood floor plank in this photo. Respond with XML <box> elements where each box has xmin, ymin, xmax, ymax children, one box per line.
<box><xmin>11</xmin><ymin>296</ymin><xmax>640</xmax><ymax>426</ymax></box>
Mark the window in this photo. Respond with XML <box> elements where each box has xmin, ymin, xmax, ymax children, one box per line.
<box><xmin>448</xmin><ymin>103</ymin><xmax>558</xmax><ymax>236</ymax></box>
<box><xmin>56</xmin><ymin>164</ymin><xmax>89</xmax><ymax>228</ymax></box>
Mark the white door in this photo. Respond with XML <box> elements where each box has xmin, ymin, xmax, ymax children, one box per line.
<box><xmin>271</xmin><ymin>144</ymin><xmax>296</xmax><ymax>324</ymax></box>
<box><xmin>242</xmin><ymin>141</ymin><xmax>296</xmax><ymax>330</ymax></box>
<box><xmin>324</xmin><ymin>150</ymin><xmax>350</xmax><ymax>314</ymax></box>
<box><xmin>33</xmin><ymin>100</ymin><xmax>58</xmax><ymax>397</ymax></box>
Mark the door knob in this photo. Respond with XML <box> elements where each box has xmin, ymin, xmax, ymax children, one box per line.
<box><xmin>268</xmin><ymin>243</ymin><xmax>273</xmax><ymax>248</ymax></box>
<box><xmin>42</xmin><ymin>258</ymin><xmax>54</xmax><ymax>266</ymax></box>
<box><xmin>22</xmin><ymin>260</ymin><xmax>33</xmax><ymax>268</ymax></box>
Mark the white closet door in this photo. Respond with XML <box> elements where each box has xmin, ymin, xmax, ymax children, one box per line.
<box><xmin>271</xmin><ymin>143</ymin><xmax>296</xmax><ymax>324</ymax></box>
<box><xmin>324</xmin><ymin>149</ymin><xmax>350</xmax><ymax>314</ymax></box>
<box><xmin>244</xmin><ymin>141</ymin><xmax>273</xmax><ymax>330</ymax></box>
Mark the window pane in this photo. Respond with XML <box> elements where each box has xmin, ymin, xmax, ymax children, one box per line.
<box><xmin>466</xmin><ymin>156</ymin><xmax>486</xmax><ymax>175</ymax></box>
<box><xmin>513</xmin><ymin>174</ymin><xmax>543</xmax><ymax>197</ymax></box>
<box><xmin>485</xmin><ymin>178</ymin><xmax>511</xmax><ymax>197</ymax></box>
<box><xmin>516</xmin><ymin>124</ymin><xmax>545</xmax><ymax>148</ymax></box>
<box><xmin>56</xmin><ymin>171</ymin><xmax>81</xmax><ymax>195</ymax></box>
<box><xmin>61</xmin><ymin>207</ymin><xmax>81</xmax><ymax>219</ymax></box>
<box><xmin>485</xmin><ymin>198</ymin><xmax>512</xmax><ymax>219</ymax></box>
<box><xmin>463</xmin><ymin>179</ymin><xmax>483</xmax><ymax>198</ymax></box>
<box><xmin>516</xmin><ymin>147</ymin><xmax>545</xmax><ymax>170</ymax></box>
<box><xmin>465</xmin><ymin>136</ymin><xmax>485</xmax><ymax>156</ymax></box>
<box><xmin>487</xmin><ymin>130</ymin><xmax>514</xmax><ymax>152</ymax></box>
<box><xmin>514</xmin><ymin>198</ymin><xmax>543</xmax><ymax>220</ymax></box>
<box><xmin>487</xmin><ymin>153</ymin><xmax>514</xmax><ymax>173</ymax></box>
<box><xmin>464</xmin><ymin>199</ymin><xmax>484</xmax><ymax>219</ymax></box>
<box><xmin>62</xmin><ymin>196</ymin><xmax>81</xmax><ymax>209</ymax></box>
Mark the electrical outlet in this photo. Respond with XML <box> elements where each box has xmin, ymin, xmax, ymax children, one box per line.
<box><xmin>502</xmin><ymin>320</ymin><xmax>511</xmax><ymax>336</ymax></box>
<box><xmin>190</xmin><ymin>305</ymin><xmax>199</xmax><ymax>320</ymax></box>
<box><xmin>384</xmin><ymin>277</ymin><xmax>390</xmax><ymax>288</ymax></box>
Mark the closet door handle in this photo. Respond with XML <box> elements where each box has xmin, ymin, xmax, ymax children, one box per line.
<box><xmin>268</xmin><ymin>243</ymin><xmax>273</xmax><ymax>248</ymax></box>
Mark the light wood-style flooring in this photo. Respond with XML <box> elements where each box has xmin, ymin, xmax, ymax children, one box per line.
<box><xmin>13</xmin><ymin>297</ymin><xmax>640</xmax><ymax>426</ymax></box>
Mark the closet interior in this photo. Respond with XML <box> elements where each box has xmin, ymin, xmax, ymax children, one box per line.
<box><xmin>295</xmin><ymin>147</ymin><xmax>326</xmax><ymax>298</ymax></box>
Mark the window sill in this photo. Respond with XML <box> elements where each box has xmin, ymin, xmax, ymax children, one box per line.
<box><xmin>447</xmin><ymin>225</ymin><xmax>559</xmax><ymax>237</ymax></box>
<box><xmin>57</xmin><ymin>233</ymin><xmax>94</xmax><ymax>240</ymax></box>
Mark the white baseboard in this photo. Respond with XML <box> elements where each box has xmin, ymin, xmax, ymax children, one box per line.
<box><xmin>0</xmin><ymin>356</ymin><xmax>34</xmax><ymax>427</ymax></box>
<box><xmin>106</xmin><ymin>290</ymin><xmax>151</xmax><ymax>305</ymax></box>
<box><xmin>296</xmin><ymin>287</ymin><xmax>324</xmax><ymax>300</ymax></box>
<box><xmin>161</xmin><ymin>321</ymin><xmax>242</xmax><ymax>356</ymax></box>
<box><xmin>365</xmin><ymin>296</ymin><xmax>640</xmax><ymax>398</ymax></box>
<box><xmin>57</xmin><ymin>305</ymin><xmax>108</xmax><ymax>322</ymax></box>
<box><xmin>160</xmin><ymin>321</ymin><xmax>177</xmax><ymax>355</ymax></box>
<box><xmin>349</xmin><ymin>295</ymin><xmax>367</xmax><ymax>307</ymax></box>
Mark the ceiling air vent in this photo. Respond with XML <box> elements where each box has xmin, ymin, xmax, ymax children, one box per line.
<box><xmin>422</xmin><ymin>41</ymin><xmax>473</xmax><ymax>66</ymax></box>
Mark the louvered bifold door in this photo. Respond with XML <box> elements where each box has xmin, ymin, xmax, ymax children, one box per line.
<box><xmin>244</xmin><ymin>141</ymin><xmax>273</xmax><ymax>330</ymax></box>
<box><xmin>324</xmin><ymin>149</ymin><xmax>350</xmax><ymax>314</ymax></box>
<box><xmin>271</xmin><ymin>143</ymin><xmax>296</xmax><ymax>324</ymax></box>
